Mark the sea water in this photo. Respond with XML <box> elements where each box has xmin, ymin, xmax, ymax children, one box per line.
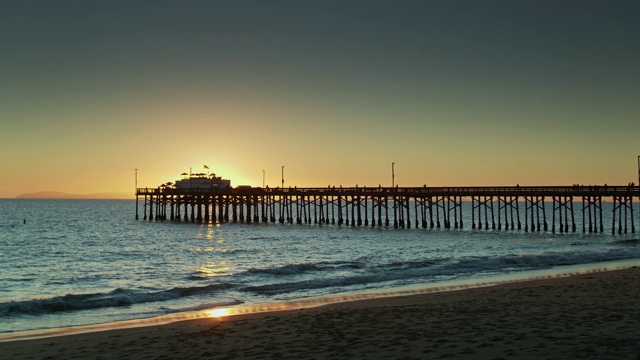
<box><xmin>1</xmin><ymin>199</ymin><xmax>639</xmax><ymax>335</ymax></box>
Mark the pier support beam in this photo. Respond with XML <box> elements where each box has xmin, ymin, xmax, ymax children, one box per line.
<box><xmin>612</xmin><ymin>196</ymin><xmax>635</xmax><ymax>234</ymax></box>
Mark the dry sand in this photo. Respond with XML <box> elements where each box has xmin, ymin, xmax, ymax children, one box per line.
<box><xmin>2</xmin><ymin>267</ymin><xmax>640</xmax><ymax>360</ymax></box>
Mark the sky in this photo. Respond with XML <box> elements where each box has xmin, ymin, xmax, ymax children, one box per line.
<box><xmin>1</xmin><ymin>0</ymin><xmax>639</xmax><ymax>198</ymax></box>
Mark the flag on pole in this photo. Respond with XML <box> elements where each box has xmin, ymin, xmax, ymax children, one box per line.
<box><xmin>204</xmin><ymin>164</ymin><xmax>209</xmax><ymax>169</ymax></box>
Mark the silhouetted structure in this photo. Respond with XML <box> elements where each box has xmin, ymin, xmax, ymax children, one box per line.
<box><xmin>136</xmin><ymin>183</ymin><xmax>639</xmax><ymax>235</ymax></box>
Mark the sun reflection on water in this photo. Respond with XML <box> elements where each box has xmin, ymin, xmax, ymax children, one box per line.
<box><xmin>196</xmin><ymin>224</ymin><xmax>216</xmax><ymax>240</ymax></box>
<box><xmin>190</xmin><ymin>224</ymin><xmax>235</xmax><ymax>277</ymax></box>
<box><xmin>192</xmin><ymin>223</ymin><xmax>226</xmax><ymax>251</ymax></box>
<box><xmin>197</xmin><ymin>260</ymin><xmax>232</xmax><ymax>277</ymax></box>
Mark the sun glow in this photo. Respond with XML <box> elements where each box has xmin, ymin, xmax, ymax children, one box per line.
<box><xmin>208</xmin><ymin>308</ymin><xmax>230</xmax><ymax>318</ymax></box>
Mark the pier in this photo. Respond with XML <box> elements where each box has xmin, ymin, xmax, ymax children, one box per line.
<box><xmin>136</xmin><ymin>183</ymin><xmax>640</xmax><ymax>235</ymax></box>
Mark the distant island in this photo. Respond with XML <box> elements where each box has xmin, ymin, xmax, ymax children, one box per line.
<box><xmin>16</xmin><ymin>191</ymin><xmax>131</xmax><ymax>199</ymax></box>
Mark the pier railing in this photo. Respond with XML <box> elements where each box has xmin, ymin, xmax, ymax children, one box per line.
<box><xmin>137</xmin><ymin>185</ymin><xmax>638</xmax><ymax>197</ymax></box>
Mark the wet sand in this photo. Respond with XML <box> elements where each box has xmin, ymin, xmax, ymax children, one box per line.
<box><xmin>2</xmin><ymin>267</ymin><xmax>640</xmax><ymax>359</ymax></box>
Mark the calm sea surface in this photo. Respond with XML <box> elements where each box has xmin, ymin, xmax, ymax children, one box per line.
<box><xmin>1</xmin><ymin>199</ymin><xmax>639</xmax><ymax>334</ymax></box>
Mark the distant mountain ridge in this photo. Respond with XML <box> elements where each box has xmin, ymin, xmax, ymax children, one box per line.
<box><xmin>16</xmin><ymin>191</ymin><xmax>131</xmax><ymax>199</ymax></box>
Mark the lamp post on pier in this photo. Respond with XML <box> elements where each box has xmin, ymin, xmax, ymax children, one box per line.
<box><xmin>392</xmin><ymin>162</ymin><xmax>395</xmax><ymax>188</ymax></box>
<box><xmin>262</xmin><ymin>170</ymin><xmax>265</xmax><ymax>188</ymax></box>
<box><xmin>135</xmin><ymin>169</ymin><xmax>139</xmax><ymax>220</ymax></box>
<box><xmin>280</xmin><ymin>165</ymin><xmax>285</xmax><ymax>224</ymax></box>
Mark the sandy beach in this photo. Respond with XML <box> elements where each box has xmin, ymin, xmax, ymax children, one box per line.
<box><xmin>2</xmin><ymin>267</ymin><xmax>640</xmax><ymax>360</ymax></box>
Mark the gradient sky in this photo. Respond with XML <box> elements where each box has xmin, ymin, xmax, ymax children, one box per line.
<box><xmin>2</xmin><ymin>0</ymin><xmax>639</xmax><ymax>198</ymax></box>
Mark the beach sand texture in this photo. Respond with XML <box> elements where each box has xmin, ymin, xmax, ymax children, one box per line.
<box><xmin>2</xmin><ymin>267</ymin><xmax>640</xmax><ymax>360</ymax></box>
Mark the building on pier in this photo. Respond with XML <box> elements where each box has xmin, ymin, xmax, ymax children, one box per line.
<box><xmin>174</xmin><ymin>173</ymin><xmax>231</xmax><ymax>190</ymax></box>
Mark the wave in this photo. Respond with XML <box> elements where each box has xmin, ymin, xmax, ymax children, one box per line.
<box><xmin>242</xmin><ymin>248</ymin><xmax>640</xmax><ymax>295</ymax></box>
<box><xmin>244</xmin><ymin>260</ymin><xmax>364</xmax><ymax>276</ymax></box>
<box><xmin>185</xmin><ymin>260</ymin><xmax>364</xmax><ymax>281</ymax></box>
<box><xmin>0</xmin><ymin>283</ymin><xmax>234</xmax><ymax>317</ymax></box>
<box><xmin>384</xmin><ymin>257</ymin><xmax>451</xmax><ymax>270</ymax></box>
<box><xmin>612</xmin><ymin>239</ymin><xmax>639</xmax><ymax>246</ymax></box>
<box><xmin>217</xmin><ymin>248</ymin><xmax>251</xmax><ymax>254</ymax></box>
<box><xmin>4</xmin><ymin>277</ymin><xmax>35</xmax><ymax>283</ymax></box>
<box><xmin>246</xmin><ymin>263</ymin><xmax>323</xmax><ymax>275</ymax></box>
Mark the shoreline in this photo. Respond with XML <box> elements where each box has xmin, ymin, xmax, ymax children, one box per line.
<box><xmin>2</xmin><ymin>258</ymin><xmax>639</xmax><ymax>343</ymax></box>
<box><xmin>2</xmin><ymin>265</ymin><xmax>640</xmax><ymax>359</ymax></box>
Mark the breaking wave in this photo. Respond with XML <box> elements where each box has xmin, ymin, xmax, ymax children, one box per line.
<box><xmin>242</xmin><ymin>248</ymin><xmax>640</xmax><ymax>295</ymax></box>
<box><xmin>0</xmin><ymin>283</ymin><xmax>234</xmax><ymax>316</ymax></box>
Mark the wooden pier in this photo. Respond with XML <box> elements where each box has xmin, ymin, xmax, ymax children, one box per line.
<box><xmin>136</xmin><ymin>185</ymin><xmax>639</xmax><ymax>235</ymax></box>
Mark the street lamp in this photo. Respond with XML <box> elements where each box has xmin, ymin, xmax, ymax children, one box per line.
<box><xmin>134</xmin><ymin>169</ymin><xmax>139</xmax><ymax>220</ymax></box>
<box><xmin>262</xmin><ymin>170</ymin><xmax>265</xmax><ymax>188</ymax></box>
<box><xmin>281</xmin><ymin>166</ymin><xmax>285</xmax><ymax>188</ymax></box>
<box><xmin>392</xmin><ymin>162</ymin><xmax>395</xmax><ymax>188</ymax></box>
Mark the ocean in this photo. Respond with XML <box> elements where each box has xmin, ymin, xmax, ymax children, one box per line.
<box><xmin>1</xmin><ymin>199</ymin><xmax>639</xmax><ymax>336</ymax></box>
